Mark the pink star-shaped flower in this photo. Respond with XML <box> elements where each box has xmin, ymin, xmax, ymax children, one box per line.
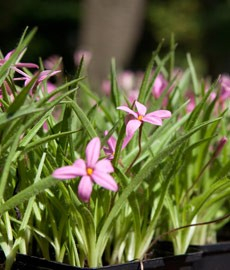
<box><xmin>117</xmin><ymin>101</ymin><xmax>171</xmax><ymax>144</ymax></box>
<box><xmin>52</xmin><ymin>137</ymin><xmax>118</xmax><ymax>202</ymax></box>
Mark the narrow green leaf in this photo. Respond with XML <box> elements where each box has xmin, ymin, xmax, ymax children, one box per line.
<box><xmin>138</xmin><ymin>41</ymin><xmax>163</xmax><ymax>103</ymax></box>
<box><xmin>187</xmin><ymin>53</ymin><xmax>199</xmax><ymax>97</ymax></box>
<box><xmin>191</xmin><ymin>176</ymin><xmax>230</xmax><ymax>221</ymax></box>
<box><xmin>67</xmin><ymin>98</ymin><xmax>97</xmax><ymax>139</ymax></box>
<box><xmin>0</xmin><ymin>176</ymin><xmax>57</xmax><ymax>215</ymax></box>
<box><xmin>22</xmin><ymin>130</ymin><xmax>81</xmax><ymax>153</ymax></box>
<box><xmin>36</xmin><ymin>78</ymin><xmax>83</xmax><ymax>107</ymax></box>
<box><xmin>0</xmin><ymin>125</ymin><xmax>24</xmax><ymax>201</ymax></box>
<box><xmin>0</xmin><ymin>106</ymin><xmax>43</xmax><ymax>127</ymax></box>
<box><xmin>110</xmin><ymin>58</ymin><xmax>120</xmax><ymax>108</ymax></box>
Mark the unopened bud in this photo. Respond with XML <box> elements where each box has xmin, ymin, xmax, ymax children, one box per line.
<box><xmin>213</xmin><ymin>136</ymin><xmax>228</xmax><ymax>159</ymax></box>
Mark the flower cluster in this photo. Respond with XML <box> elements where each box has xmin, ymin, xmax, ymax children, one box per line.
<box><xmin>53</xmin><ymin>100</ymin><xmax>172</xmax><ymax>201</ymax></box>
<box><xmin>0</xmin><ymin>49</ymin><xmax>61</xmax><ymax>105</ymax></box>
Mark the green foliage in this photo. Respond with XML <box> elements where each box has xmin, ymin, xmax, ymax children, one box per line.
<box><xmin>0</xmin><ymin>28</ymin><xmax>229</xmax><ymax>269</ymax></box>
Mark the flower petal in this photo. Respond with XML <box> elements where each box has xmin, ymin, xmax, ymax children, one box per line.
<box><xmin>117</xmin><ymin>105</ymin><xmax>138</xmax><ymax>118</ymax></box>
<box><xmin>4</xmin><ymin>50</ymin><xmax>14</xmax><ymax>60</ymax></box>
<box><xmin>147</xmin><ymin>110</ymin><xmax>171</xmax><ymax>119</ymax></box>
<box><xmin>78</xmin><ymin>176</ymin><xmax>93</xmax><ymax>202</ymax></box>
<box><xmin>73</xmin><ymin>159</ymin><xmax>87</xmax><ymax>175</ymax></box>
<box><xmin>38</xmin><ymin>70</ymin><xmax>61</xmax><ymax>83</ymax></box>
<box><xmin>104</xmin><ymin>130</ymin><xmax>116</xmax><ymax>153</ymax></box>
<box><xmin>107</xmin><ymin>135</ymin><xmax>117</xmax><ymax>153</ymax></box>
<box><xmin>135</xmin><ymin>101</ymin><xmax>147</xmax><ymax>116</ymax></box>
<box><xmin>143</xmin><ymin>114</ymin><xmax>162</xmax><ymax>125</ymax></box>
<box><xmin>86</xmin><ymin>137</ymin><xmax>101</xmax><ymax>167</ymax></box>
<box><xmin>92</xmin><ymin>171</ymin><xmax>118</xmax><ymax>191</ymax></box>
<box><xmin>52</xmin><ymin>165</ymin><xmax>82</xmax><ymax>179</ymax></box>
<box><xmin>15</xmin><ymin>63</ymin><xmax>39</xmax><ymax>69</ymax></box>
<box><xmin>126</xmin><ymin>119</ymin><xmax>142</xmax><ymax>137</ymax></box>
<box><xmin>122</xmin><ymin>135</ymin><xmax>132</xmax><ymax>148</ymax></box>
<box><xmin>95</xmin><ymin>159</ymin><xmax>114</xmax><ymax>173</ymax></box>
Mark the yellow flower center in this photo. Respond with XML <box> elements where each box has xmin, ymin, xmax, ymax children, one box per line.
<box><xmin>138</xmin><ymin>115</ymin><xmax>143</xmax><ymax>121</ymax></box>
<box><xmin>87</xmin><ymin>167</ymin><xmax>93</xmax><ymax>176</ymax></box>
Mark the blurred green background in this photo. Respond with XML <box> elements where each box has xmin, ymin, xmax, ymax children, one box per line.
<box><xmin>0</xmin><ymin>0</ymin><xmax>229</xmax><ymax>79</ymax></box>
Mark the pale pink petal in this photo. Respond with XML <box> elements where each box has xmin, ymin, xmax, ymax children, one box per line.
<box><xmin>12</xmin><ymin>67</ymin><xmax>30</xmax><ymax>79</ymax></box>
<box><xmin>143</xmin><ymin>115</ymin><xmax>162</xmax><ymax>126</ymax></box>
<box><xmin>73</xmin><ymin>159</ymin><xmax>87</xmax><ymax>175</ymax></box>
<box><xmin>121</xmin><ymin>135</ymin><xmax>130</xmax><ymax>148</ymax></box>
<box><xmin>86</xmin><ymin>137</ymin><xmax>101</xmax><ymax>167</ymax></box>
<box><xmin>4</xmin><ymin>50</ymin><xmax>14</xmax><ymax>60</ymax></box>
<box><xmin>135</xmin><ymin>101</ymin><xmax>147</xmax><ymax>115</ymax></box>
<box><xmin>95</xmin><ymin>159</ymin><xmax>114</xmax><ymax>173</ymax></box>
<box><xmin>92</xmin><ymin>171</ymin><xmax>118</xmax><ymax>191</ymax></box>
<box><xmin>78</xmin><ymin>176</ymin><xmax>93</xmax><ymax>202</ymax></box>
<box><xmin>104</xmin><ymin>130</ymin><xmax>116</xmax><ymax>153</ymax></box>
<box><xmin>122</xmin><ymin>135</ymin><xmax>133</xmax><ymax>148</ymax></box>
<box><xmin>107</xmin><ymin>136</ymin><xmax>116</xmax><ymax>153</ymax></box>
<box><xmin>52</xmin><ymin>165</ymin><xmax>83</xmax><ymax>179</ymax></box>
<box><xmin>147</xmin><ymin>110</ymin><xmax>171</xmax><ymax>119</ymax></box>
<box><xmin>101</xmin><ymin>80</ymin><xmax>111</xmax><ymax>95</ymax></box>
<box><xmin>46</xmin><ymin>82</ymin><xmax>56</xmax><ymax>94</ymax></box>
<box><xmin>38</xmin><ymin>70</ymin><xmax>61</xmax><ymax>82</ymax></box>
<box><xmin>16</xmin><ymin>63</ymin><xmax>39</xmax><ymax>69</ymax></box>
<box><xmin>117</xmin><ymin>106</ymin><xmax>138</xmax><ymax>118</ymax></box>
<box><xmin>126</xmin><ymin>119</ymin><xmax>142</xmax><ymax>137</ymax></box>
<box><xmin>152</xmin><ymin>74</ymin><xmax>167</xmax><ymax>99</ymax></box>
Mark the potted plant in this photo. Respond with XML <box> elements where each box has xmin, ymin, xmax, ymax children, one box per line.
<box><xmin>0</xmin><ymin>28</ymin><xmax>230</xmax><ymax>270</ymax></box>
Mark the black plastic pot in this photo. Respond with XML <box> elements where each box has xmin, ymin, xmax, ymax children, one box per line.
<box><xmin>1</xmin><ymin>242</ymin><xmax>230</xmax><ymax>270</ymax></box>
<box><xmin>153</xmin><ymin>240</ymin><xmax>230</xmax><ymax>270</ymax></box>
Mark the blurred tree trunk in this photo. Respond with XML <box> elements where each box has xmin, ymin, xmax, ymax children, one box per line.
<box><xmin>78</xmin><ymin>0</ymin><xmax>146</xmax><ymax>93</ymax></box>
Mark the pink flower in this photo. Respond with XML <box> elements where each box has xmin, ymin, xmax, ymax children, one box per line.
<box><xmin>14</xmin><ymin>69</ymin><xmax>60</xmax><ymax>95</ymax></box>
<box><xmin>103</xmin><ymin>131</ymin><xmax>128</xmax><ymax>160</ymax></box>
<box><xmin>117</xmin><ymin>101</ymin><xmax>171</xmax><ymax>144</ymax></box>
<box><xmin>74</xmin><ymin>50</ymin><xmax>92</xmax><ymax>67</ymax></box>
<box><xmin>103</xmin><ymin>131</ymin><xmax>117</xmax><ymax>160</ymax></box>
<box><xmin>152</xmin><ymin>73</ymin><xmax>168</xmax><ymax>99</ymax></box>
<box><xmin>118</xmin><ymin>71</ymin><xmax>135</xmax><ymax>92</ymax></box>
<box><xmin>101</xmin><ymin>79</ymin><xmax>111</xmax><ymax>96</ymax></box>
<box><xmin>52</xmin><ymin>137</ymin><xmax>118</xmax><ymax>202</ymax></box>
<box><xmin>25</xmin><ymin>70</ymin><xmax>61</xmax><ymax>85</ymax></box>
<box><xmin>219</xmin><ymin>74</ymin><xmax>230</xmax><ymax>102</ymax></box>
<box><xmin>186</xmin><ymin>91</ymin><xmax>196</xmax><ymax>113</ymax></box>
<box><xmin>213</xmin><ymin>136</ymin><xmax>228</xmax><ymax>159</ymax></box>
<box><xmin>0</xmin><ymin>49</ymin><xmax>38</xmax><ymax>69</ymax></box>
<box><xmin>43</xmin><ymin>55</ymin><xmax>62</xmax><ymax>70</ymax></box>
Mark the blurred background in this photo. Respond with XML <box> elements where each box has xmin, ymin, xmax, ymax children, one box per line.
<box><xmin>0</xmin><ymin>0</ymin><xmax>229</xmax><ymax>88</ymax></box>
